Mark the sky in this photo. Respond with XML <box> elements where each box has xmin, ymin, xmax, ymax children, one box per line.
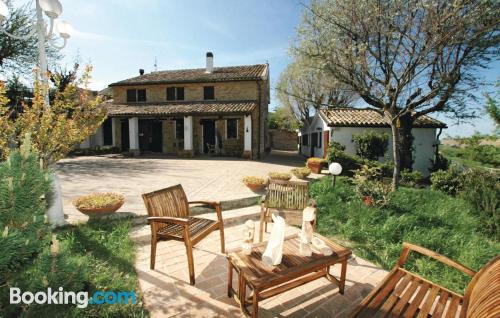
<box><xmin>11</xmin><ymin>0</ymin><xmax>500</xmax><ymax>137</ymax></box>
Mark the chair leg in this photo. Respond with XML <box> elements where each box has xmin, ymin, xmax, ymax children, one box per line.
<box><xmin>264</xmin><ymin>221</ymin><xmax>268</xmax><ymax>233</ymax></box>
<box><xmin>185</xmin><ymin>240</ymin><xmax>195</xmax><ymax>285</ymax></box>
<box><xmin>259</xmin><ymin>211</ymin><xmax>265</xmax><ymax>242</ymax></box>
<box><xmin>150</xmin><ymin>236</ymin><xmax>158</xmax><ymax>270</ymax></box>
<box><xmin>219</xmin><ymin>223</ymin><xmax>226</xmax><ymax>254</ymax></box>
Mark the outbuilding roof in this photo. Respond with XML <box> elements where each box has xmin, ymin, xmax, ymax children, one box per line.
<box><xmin>109</xmin><ymin>64</ymin><xmax>268</xmax><ymax>87</ymax></box>
<box><xmin>319</xmin><ymin>108</ymin><xmax>447</xmax><ymax>128</ymax></box>
<box><xmin>103</xmin><ymin>100</ymin><xmax>257</xmax><ymax>117</ymax></box>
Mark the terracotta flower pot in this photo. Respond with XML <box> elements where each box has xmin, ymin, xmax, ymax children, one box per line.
<box><xmin>245</xmin><ymin>183</ymin><xmax>267</xmax><ymax>192</ymax></box>
<box><xmin>76</xmin><ymin>201</ymin><xmax>124</xmax><ymax>217</ymax></box>
<box><xmin>307</xmin><ymin>162</ymin><xmax>322</xmax><ymax>174</ymax></box>
<box><xmin>363</xmin><ymin>196</ymin><xmax>374</xmax><ymax>206</ymax></box>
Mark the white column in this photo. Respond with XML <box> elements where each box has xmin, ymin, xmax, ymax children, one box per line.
<box><xmin>184</xmin><ymin>116</ymin><xmax>193</xmax><ymax>151</ymax></box>
<box><xmin>129</xmin><ymin>117</ymin><xmax>139</xmax><ymax>154</ymax></box>
<box><xmin>244</xmin><ymin>115</ymin><xmax>252</xmax><ymax>151</ymax></box>
<box><xmin>112</xmin><ymin>118</ymin><xmax>119</xmax><ymax>147</ymax></box>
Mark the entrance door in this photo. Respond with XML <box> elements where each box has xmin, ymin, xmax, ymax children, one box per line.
<box><xmin>121</xmin><ymin>119</ymin><xmax>130</xmax><ymax>151</ymax></box>
<box><xmin>139</xmin><ymin>120</ymin><xmax>163</xmax><ymax>152</ymax></box>
<box><xmin>311</xmin><ymin>132</ymin><xmax>318</xmax><ymax>157</ymax></box>
<box><xmin>202</xmin><ymin>120</ymin><xmax>216</xmax><ymax>153</ymax></box>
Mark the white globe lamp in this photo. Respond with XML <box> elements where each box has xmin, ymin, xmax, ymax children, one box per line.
<box><xmin>328</xmin><ymin>162</ymin><xmax>342</xmax><ymax>187</ymax></box>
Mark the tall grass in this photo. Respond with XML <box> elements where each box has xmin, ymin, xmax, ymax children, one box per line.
<box><xmin>311</xmin><ymin>177</ymin><xmax>499</xmax><ymax>293</ymax></box>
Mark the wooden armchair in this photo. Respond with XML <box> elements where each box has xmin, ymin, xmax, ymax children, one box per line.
<box><xmin>351</xmin><ymin>242</ymin><xmax>500</xmax><ymax>318</ymax></box>
<box><xmin>259</xmin><ymin>180</ymin><xmax>314</xmax><ymax>242</ymax></box>
<box><xmin>142</xmin><ymin>184</ymin><xmax>225</xmax><ymax>285</ymax></box>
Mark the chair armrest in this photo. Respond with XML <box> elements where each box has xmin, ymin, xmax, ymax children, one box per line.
<box><xmin>188</xmin><ymin>201</ymin><xmax>223</xmax><ymax>223</ymax></box>
<box><xmin>398</xmin><ymin>242</ymin><xmax>476</xmax><ymax>277</ymax></box>
<box><xmin>147</xmin><ymin>216</ymin><xmax>189</xmax><ymax>226</ymax></box>
<box><xmin>188</xmin><ymin>200</ymin><xmax>220</xmax><ymax>208</ymax></box>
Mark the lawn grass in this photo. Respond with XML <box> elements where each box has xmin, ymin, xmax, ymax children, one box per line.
<box><xmin>1</xmin><ymin>218</ymin><xmax>148</xmax><ymax>318</ymax></box>
<box><xmin>311</xmin><ymin>177</ymin><xmax>500</xmax><ymax>294</ymax></box>
<box><xmin>441</xmin><ymin>145</ymin><xmax>499</xmax><ymax>170</ymax></box>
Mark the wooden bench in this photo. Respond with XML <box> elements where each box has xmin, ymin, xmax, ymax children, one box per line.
<box><xmin>351</xmin><ymin>242</ymin><xmax>500</xmax><ymax>318</ymax></box>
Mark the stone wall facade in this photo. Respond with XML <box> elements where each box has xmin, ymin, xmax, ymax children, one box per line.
<box><xmin>269</xmin><ymin>129</ymin><xmax>298</xmax><ymax>151</ymax></box>
<box><xmin>103</xmin><ymin>70</ymin><xmax>269</xmax><ymax>159</ymax></box>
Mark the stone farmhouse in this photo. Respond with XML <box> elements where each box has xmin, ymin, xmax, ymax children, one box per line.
<box><xmin>82</xmin><ymin>52</ymin><xmax>270</xmax><ymax>159</ymax></box>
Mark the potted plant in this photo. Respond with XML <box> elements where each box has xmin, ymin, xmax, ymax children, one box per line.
<box><xmin>73</xmin><ymin>192</ymin><xmax>125</xmax><ymax>217</ymax></box>
<box><xmin>307</xmin><ymin>158</ymin><xmax>327</xmax><ymax>174</ymax></box>
<box><xmin>242</xmin><ymin>176</ymin><xmax>267</xmax><ymax>192</ymax></box>
<box><xmin>291</xmin><ymin>167</ymin><xmax>311</xmax><ymax>179</ymax></box>
<box><xmin>268</xmin><ymin>172</ymin><xmax>292</xmax><ymax>181</ymax></box>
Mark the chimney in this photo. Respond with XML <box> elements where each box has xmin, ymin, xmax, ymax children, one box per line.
<box><xmin>139</xmin><ymin>69</ymin><xmax>145</xmax><ymax>76</ymax></box>
<box><xmin>205</xmin><ymin>52</ymin><xmax>213</xmax><ymax>73</ymax></box>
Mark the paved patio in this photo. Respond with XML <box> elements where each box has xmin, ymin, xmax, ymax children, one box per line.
<box><xmin>130</xmin><ymin>220</ymin><xmax>387</xmax><ymax>318</ymax></box>
<box><xmin>57</xmin><ymin>151</ymin><xmax>312</xmax><ymax>223</ymax></box>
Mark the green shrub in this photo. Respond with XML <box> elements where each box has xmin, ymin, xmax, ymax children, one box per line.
<box><xmin>429</xmin><ymin>152</ymin><xmax>450</xmax><ymax>173</ymax></box>
<box><xmin>0</xmin><ymin>139</ymin><xmax>51</xmax><ymax>284</ymax></box>
<box><xmin>401</xmin><ymin>169</ymin><xmax>424</xmax><ymax>187</ymax></box>
<box><xmin>327</xmin><ymin>142</ymin><xmax>363</xmax><ymax>175</ymax></box>
<box><xmin>352</xmin><ymin>165</ymin><xmax>392</xmax><ymax>206</ymax></box>
<box><xmin>310</xmin><ymin>177</ymin><xmax>500</xmax><ymax>293</ymax></box>
<box><xmin>430</xmin><ymin>165</ymin><xmax>465</xmax><ymax>196</ymax></box>
<box><xmin>352</xmin><ymin>131</ymin><xmax>389</xmax><ymax>160</ymax></box>
<box><xmin>460</xmin><ymin>169</ymin><xmax>500</xmax><ymax>240</ymax></box>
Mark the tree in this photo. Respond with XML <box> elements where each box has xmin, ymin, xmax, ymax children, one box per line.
<box><xmin>5</xmin><ymin>75</ymin><xmax>32</xmax><ymax>110</ymax></box>
<box><xmin>0</xmin><ymin>65</ymin><xmax>107</xmax><ymax>166</ymax></box>
<box><xmin>268</xmin><ymin>106</ymin><xmax>301</xmax><ymax>132</ymax></box>
<box><xmin>0</xmin><ymin>0</ymin><xmax>60</xmax><ymax>77</ymax></box>
<box><xmin>485</xmin><ymin>81</ymin><xmax>500</xmax><ymax>132</ymax></box>
<box><xmin>296</xmin><ymin>0</ymin><xmax>500</xmax><ymax>190</ymax></box>
<box><xmin>276</xmin><ymin>60</ymin><xmax>356</xmax><ymax>123</ymax></box>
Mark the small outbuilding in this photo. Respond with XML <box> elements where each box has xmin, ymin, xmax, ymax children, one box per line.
<box><xmin>298</xmin><ymin>108</ymin><xmax>446</xmax><ymax>176</ymax></box>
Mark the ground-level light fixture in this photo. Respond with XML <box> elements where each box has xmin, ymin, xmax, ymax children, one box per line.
<box><xmin>329</xmin><ymin>162</ymin><xmax>342</xmax><ymax>187</ymax></box>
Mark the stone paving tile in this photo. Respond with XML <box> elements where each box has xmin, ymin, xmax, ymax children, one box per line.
<box><xmin>131</xmin><ymin>220</ymin><xmax>388</xmax><ymax>318</ymax></box>
<box><xmin>57</xmin><ymin>150</ymin><xmax>313</xmax><ymax>224</ymax></box>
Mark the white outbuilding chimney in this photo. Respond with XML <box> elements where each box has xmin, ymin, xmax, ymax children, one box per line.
<box><xmin>205</xmin><ymin>52</ymin><xmax>213</xmax><ymax>73</ymax></box>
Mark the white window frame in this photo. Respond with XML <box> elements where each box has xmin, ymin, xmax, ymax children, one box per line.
<box><xmin>226</xmin><ymin>118</ymin><xmax>238</xmax><ymax>139</ymax></box>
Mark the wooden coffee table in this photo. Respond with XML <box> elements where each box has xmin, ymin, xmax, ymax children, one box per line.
<box><xmin>226</xmin><ymin>233</ymin><xmax>352</xmax><ymax>318</ymax></box>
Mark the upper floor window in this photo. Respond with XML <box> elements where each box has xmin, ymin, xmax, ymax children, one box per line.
<box><xmin>167</xmin><ymin>87</ymin><xmax>184</xmax><ymax>101</ymax></box>
<box><xmin>127</xmin><ymin>89</ymin><xmax>146</xmax><ymax>102</ymax></box>
<box><xmin>204</xmin><ymin>86</ymin><xmax>214</xmax><ymax>100</ymax></box>
<box><xmin>226</xmin><ymin>118</ymin><xmax>238</xmax><ymax>139</ymax></box>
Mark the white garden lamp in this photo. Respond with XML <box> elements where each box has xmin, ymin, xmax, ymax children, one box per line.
<box><xmin>0</xmin><ymin>0</ymin><xmax>72</xmax><ymax>227</ymax></box>
<box><xmin>0</xmin><ymin>0</ymin><xmax>72</xmax><ymax>107</ymax></box>
<box><xmin>329</xmin><ymin>162</ymin><xmax>342</xmax><ymax>188</ymax></box>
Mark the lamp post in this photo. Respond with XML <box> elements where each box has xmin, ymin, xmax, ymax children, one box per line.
<box><xmin>0</xmin><ymin>0</ymin><xmax>72</xmax><ymax>107</ymax></box>
<box><xmin>329</xmin><ymin>162</ymin><xmax>342</xmax><ymax>188</ymax></box>
<box><xmin>0</xmin><ymin>0</ymin><xmax>72</xmax><ymax>227</ymax></box>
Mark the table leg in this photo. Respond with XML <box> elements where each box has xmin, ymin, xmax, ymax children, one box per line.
<box><xmin>252</xmin><ymin>289</ymin><xmax>259</xmax><ymax>318</ymax></box>
<box><xmin>228</xmin><ymin>261</ymin><xmax>233</xmax><ymax>298</ymax></box>
<box><xmin>339</xmin><ymin>259</ymin><xmax>347</xmax><ymax>294</ymax></box>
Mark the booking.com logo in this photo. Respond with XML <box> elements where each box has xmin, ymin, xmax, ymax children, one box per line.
<box><xmin>10</xmin><ymin>287</ymin><xmax>137</xmax><ymax>308</ymax></box>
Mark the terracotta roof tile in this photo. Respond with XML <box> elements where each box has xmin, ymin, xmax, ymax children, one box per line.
<box><xmin>320</xmin><ymin>108</ymin><xmax>446</xmax><ymax>128</ymax></box>
<box><xmin>109</xmin><ymin>64</ymin><xmax>267</xmax><ymax>86</ymax></box>
<box><xmin>103</xmin><ymin>100</ymin><xmax>257</xmax><ymax>117</ymax></box>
